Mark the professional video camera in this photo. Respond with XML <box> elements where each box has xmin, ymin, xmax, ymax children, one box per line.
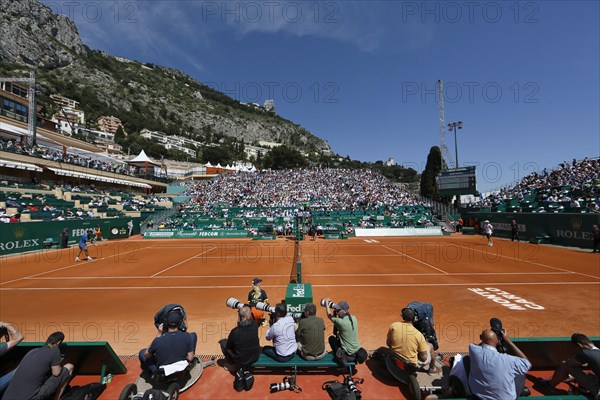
<box><xmin>406</xmin><ymin>301</ymin><xmax>439</xmax><ymax>351</ymax></box>
<box><xmin>490</xmin><ymin>317</ymin><xmax>508</xmax><ymax>353</ymax></box>
<box><xmin>154</xmin><ymin>304</ymin><xmax>187</xmax><ymax>332</ymax></box>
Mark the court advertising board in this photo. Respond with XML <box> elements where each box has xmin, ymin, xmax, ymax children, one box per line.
<box><xmin>144</xmin><ymin>230</ymin><xmax>249</xmax><ymax>239</ymax></box>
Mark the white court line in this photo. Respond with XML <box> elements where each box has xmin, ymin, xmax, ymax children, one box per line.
<box><xmin>0</xmin><ymin>245</ymin><xmax>155</xmax><ymax>286</ymax></box>
<box><xmin>20</xmin><ymin>271</ymin><xmax>574</xmax><ymax>280</ymax></box>
<box><xmin>381</xmin><ymin>245</ymin><xmax>449</xmax><ymax>274</ymax></box>
<box><xmin>28</xmin><ymin>274</ymin><xmax>292</xmax><ymax>280</ymax></box>
<box><xmin>305</xmin><ymin>272</ymin><xmax>573</xmax><ymax>277</ymax></box>
<box><xmin>150</xmin><ymin>247</ymin><xmax>216</xmax><ymax>277</ymax></box>
<box><xmin>451</xmin><ymin>243</ymin><xmax>600</xmax><ymax>281</ymax></box>
<box><xmin>1</xmin><ymin>281</ymin><xmax>598</xmax><ymax>291</ymax></box>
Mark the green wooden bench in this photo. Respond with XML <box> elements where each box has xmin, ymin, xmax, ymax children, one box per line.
<box><xmin>513</xmin><ymin>336</ymin><xmax>600</xmax><ymax>371</ymax></box>
<box><xmin>529</xmin><ymin>233</ymin><xmax>551</xmax><ymax>244</ymax></box>
<box><xmin>251</xmin><ymin>353</ymin><xmax>355</xmax><ymax>383</ymax></box>
<box><xmin>462</xmin><ymin>227</ymin><xmax>476</xmax><ymax>235</ymax></box>
<box><xmin>43</xmin><ymin>237</ymin><xmax>59</xmax><ymax>248</ymax></box>
<box><xmin>0</xmin><ymin>341</ymin><xmax>127</xmax><ymax>383</ymax></box>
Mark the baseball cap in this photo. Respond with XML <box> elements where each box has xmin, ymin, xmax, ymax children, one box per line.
<box><xmin>484</xmin><ymin>220</ymin><xmax>489</xmax><ymax>223</ymax></box>
<box><xmin>333</xmin><ymin>300</ymin><xmax>350</xmax><ymax>311</ymax></box>
<box><xmin>165</xmin><ymin>312</ymin><xmax>182</xmax><ymax>327</ymax></box>
<box><xmin>252</xmin><ymin>278</ymin><xmax>262</xmax><ymax>285</ymax></box>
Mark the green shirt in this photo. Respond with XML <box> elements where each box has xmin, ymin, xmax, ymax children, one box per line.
<box><xmin>332</xmin><ymin>314</ymin><xmax>360</xmax><ymax>355</ymax></box>
<box><xmin>296</xmin><ymin>315</ymin><xmax>326</xmax><ymax>357</ymax></box>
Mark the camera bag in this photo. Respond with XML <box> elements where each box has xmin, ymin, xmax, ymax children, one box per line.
<box><xmin>322</xmin><ymin>380</ymin><xmax>357</xmax><ymax>400</ymax></box>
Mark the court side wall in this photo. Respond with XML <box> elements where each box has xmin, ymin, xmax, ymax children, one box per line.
<box><xmin>461</xmin><ymin>212</ymin><xmax>600</xmax><ymax>248</ymax></box>
<box><xmin>0</xmin><ymin>217</ymin><xmax>142</xmax><ymax>256</ymax></box>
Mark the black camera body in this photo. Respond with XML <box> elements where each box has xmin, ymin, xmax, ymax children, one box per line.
<box><xmin>0</xmin><ymin>327</ymin><xmax>8</xmax><ymax>342</ymax></box>
<box><xmin>270</xmin><ymin>376</ymin><xmax>296</xmax><ymax>393</ymax></box>
<box><xmin>490</xmin><ymin>317</ymin><xmax>508</xmax><ymax>353</ymax></box>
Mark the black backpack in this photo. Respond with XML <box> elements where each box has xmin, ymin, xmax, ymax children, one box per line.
<box><xmin>322</xmin><ymin>380</ymin><xmax>357</xmax><ymax>400</ymax></box>
<box><xmin>61</xmin><ymin>383</ymin><xmax>106</xmax><ymax>400</ymax></box>
<box><xmin>234</xmin><ymin>368</ymin><xmax>255</xmax><ymax>392</ymax></box>
<box><xmin>141</xmin><ymin>389</ymin><xmax>168</xmax><ymax>400</ymax></box>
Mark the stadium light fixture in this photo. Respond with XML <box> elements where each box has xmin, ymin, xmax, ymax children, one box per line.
<box><xmin>447</xmin><ymin>121</ymin><xmax>463</xmax><ymax>169</ymax></box>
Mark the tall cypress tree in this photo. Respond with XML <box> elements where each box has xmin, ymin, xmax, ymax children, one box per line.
<box><xmin>420</xmin><ymin>146</ymin><xmax>444</xmax><ymax>200</ymax></box>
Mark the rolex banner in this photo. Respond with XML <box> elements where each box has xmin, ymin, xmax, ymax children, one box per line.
<box><xmin>461</xmin><ymin>212</ymin><xmax>600</xmax><ymax>248</ymax></box>
<box><xmin>0</xmin><ymin>218</ymin><xmax>142</xmax><ymax>256</ymax></box>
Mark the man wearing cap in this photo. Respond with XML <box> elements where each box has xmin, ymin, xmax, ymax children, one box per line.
<box><xmin>325</xmin><ymin>299</ymin><xmax>361</xmax><ymax>366</ymax></box>
<box><xmin>139</xmin><ymin>312</ymin><xmax>196</xmax><ymax>374</ymax></box>
<box><xmin>248</xmin><ymin>278</ymin><xmax>269</xmax><ymax>323</ymax></box>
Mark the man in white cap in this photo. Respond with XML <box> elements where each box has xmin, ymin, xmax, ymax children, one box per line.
<box><xmin>483</xmin><ymin>220</ymin><xmax>494</xmax><ymax>246</ymax></box>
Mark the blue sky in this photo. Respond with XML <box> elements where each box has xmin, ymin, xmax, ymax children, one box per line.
<box><xmin>43</xmin><ymin>0</ymin><xmax>599</xmax><ymax>192</ymax></box>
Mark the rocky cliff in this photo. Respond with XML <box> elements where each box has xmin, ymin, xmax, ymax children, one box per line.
<box><xmin>0</xmin><ymin>0</ymin><xmax>331</xmax><ymax>154</ymax></box>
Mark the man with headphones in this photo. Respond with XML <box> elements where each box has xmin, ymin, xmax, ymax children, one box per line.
<box><xmin>296</xmin><ymin>303</ymin><xmax>327</xmax><ymax>360</ymax></box>
<box><xmin>325</xmin><ymin>299</ymin><xmax>361</xmax><ymax>367</ymax></box>
<box><xmin>139</xmin><ymin>312</ymin><xmax>196</xmax><ymax>375</ymax></box>
<box><xmin>387</xmin><ymin>308</ymin><xmax>440</xmax><ymax>374</ymax></box>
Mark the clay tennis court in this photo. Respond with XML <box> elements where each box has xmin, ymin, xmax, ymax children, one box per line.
<box><xmin>1</xmin><ymin>235</ymin><xmax>599</xmax><ymax>398</ymax></box>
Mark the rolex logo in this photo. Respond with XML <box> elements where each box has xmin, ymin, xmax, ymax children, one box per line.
<box><xmin>570</xmin><ymin>217</ymin><xmax>582</xmax><ymax>230</ymax></box>
<box><xmin>13</xmin><ymin>227</ymin><xmax>25</xmax><ymax>239</ymax></box>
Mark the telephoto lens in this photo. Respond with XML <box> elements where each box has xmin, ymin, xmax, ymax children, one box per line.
<box><xmin>226</xmin><ymin>297</ymin><xmax>245</xmax><ymax>310</ymax></box>
<box><xmin>320</xmin><ymin>298</ymin><xmax>337</xmax><ymax>309</ymax></box>
<box><xmin>255</xmin><ymin>301</ymin><xmax>276</xmax><ymax>313</ymax></box>
<box><xmin>269</xmin><ymin>379</ymin><xmax>291</xmax><ymax>393</ymax></box>
<box><xmin>345</xmin><ymin>376</ymin><xmax>362</xmax><ymax>399</ymax></box>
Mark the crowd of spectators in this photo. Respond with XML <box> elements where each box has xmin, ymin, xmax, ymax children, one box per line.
<box><xmin>0</xmin><ymin>183</ymin><xmax>171</xmax><ymax>223</ymax></box>
<box><xmin>471</xmin><ymin>158</ymin><xmax>599</xmax><ymax>212</ymax></box>
<box><xmin>183</xmin><ymin>168</ymin><xmax>429</xmax><ymax>212</ymax></box>
<box><xmin>1</xmin><ymin>138</ymin><xmax>132</xmax><ymax>176</ymax></box>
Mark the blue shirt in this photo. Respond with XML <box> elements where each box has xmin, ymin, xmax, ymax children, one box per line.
<box><xmin>468</xmin><ymin>343</ymin><xmax>531</xmax><ymax>400</ymax></box>
<box><xmin>79</xmin><ymin>233</ymin><xmax>91</xmax><ymax>246</ymax></box>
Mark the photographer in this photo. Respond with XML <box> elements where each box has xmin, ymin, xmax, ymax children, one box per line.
<box><xmin>325</xmin><ymin>299</ymin><xmax>361</xmax><ymax>367</ymax></box>
<box><xmin>263</xmin><ymin>303</ymin><xmax>297</xmax><ymax>362</ymax></box>
<box><xmin>0</xmin><ymin>322</ymin><xmax>24</xmax><ymax>396</ymax></box>
<box><xmin>387</xmin><ymin>308</ymin><xmax>440</xmax><ymax>374</ymax></box>
<box><xmin>3</xmin><ymin>331</ymin><xmax>73</xmax><ymax>400</ymax></box>
<box><xmin>296</xmin><ymin>303</ymin><xmax>327</xmax><ymax>360</ymax></box>
<box><xmin>542</xmin><ymin>333</ymin><xmax>599</xmax><ymax>394</ymax></box>
<box><xmin>468</xmin><ymin>328</ymin><xmax>531</xmax><ymax>400</ymax></box>
<box><xmin>139</xmin><ymin>312</ymin><xmax>196</xmax><ymax>374</ymax></box>
<box><xmin>219</xmin><ymin>306</ymin><xmax>261</xmax><ymax>371</ymax></box>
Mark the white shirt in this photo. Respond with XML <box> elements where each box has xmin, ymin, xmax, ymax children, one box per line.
<box><xmin>485</xmin><ymin>223</ymin><xmax>493</xmax><ymax>235</ymax></box>
<box><xmin>266</xmin><ymin>315</ymin><xmax>297</xmax><ymax>357</ymax></box>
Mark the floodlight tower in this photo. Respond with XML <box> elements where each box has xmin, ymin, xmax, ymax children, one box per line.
<box><xmin>437</xmin><ymin>80</ymin><xmax>453</xmax><ymax>170</ymax></box>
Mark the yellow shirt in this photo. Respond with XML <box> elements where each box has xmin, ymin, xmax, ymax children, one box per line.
<box><xmin>387</xmin><ymin>321</ymin><xmax>428</xmax><ymax>364</ymax></box>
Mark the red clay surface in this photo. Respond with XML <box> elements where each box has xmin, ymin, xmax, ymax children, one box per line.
<box><xmin>1</xmin><ymin>235</ymin><xmax>599</xmax><ymax>399</ymax></box>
